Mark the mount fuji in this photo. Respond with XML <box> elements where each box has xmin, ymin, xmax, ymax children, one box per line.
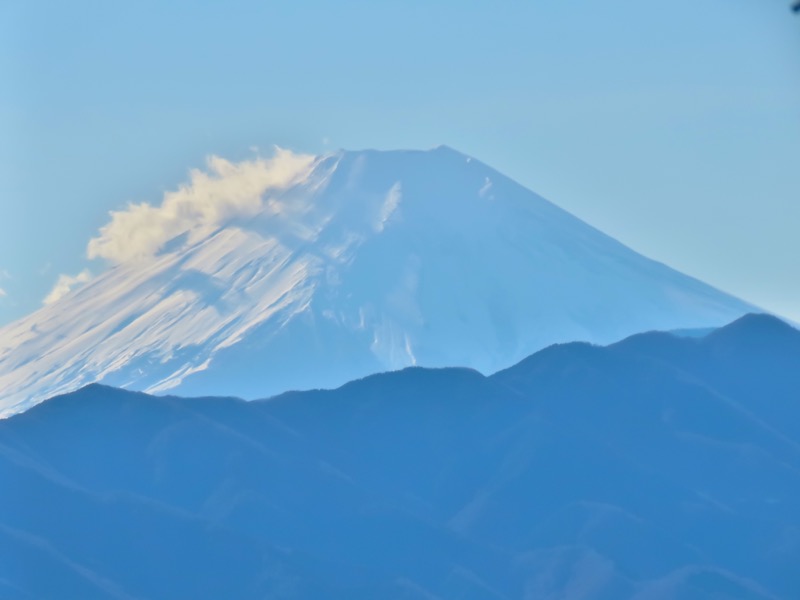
<box><xmin>0</xmin><ymin>146</ymin><xmax>755</xmax><ymax>416</ymax></box>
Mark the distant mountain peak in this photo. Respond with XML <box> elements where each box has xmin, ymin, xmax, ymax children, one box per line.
<box><xmin>715</xmin><ymin>311</ymin><xmax>793</xmax><ymax>333</ymax></box>
<box><xmin>705</xmin><ymin>312</ymin><xmax>799</xmax><ymax>348</ymax></box>
<box><xmin>0</xmin><ymin>146</ymin><xmax>758</xmax><ymax>416</ymax></box>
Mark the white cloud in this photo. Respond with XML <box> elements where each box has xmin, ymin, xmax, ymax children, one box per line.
<box><xmin>87</xmin><ymin>148</ymin><xmax>316</xmax><ymax>264</ymax></box>
<box><xmin>43</xmin><ymin>269</ymin><xmax>93</xmax><ymax>305</ymax></box>
<box><xmin>0</xmin><ymin>288</ymin><xmax>6</xmax><ymax>298</ymax></box>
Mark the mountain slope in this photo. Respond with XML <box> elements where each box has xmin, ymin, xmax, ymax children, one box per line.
<box><xmin>0</xmin><ymin>146</ymin><xmax>756</xmax><ymax>416</ymax></box>
<box><xmin>1</xmin><ymin>314</ymin><xmax>797</xmax><ymax>599</ymax></box>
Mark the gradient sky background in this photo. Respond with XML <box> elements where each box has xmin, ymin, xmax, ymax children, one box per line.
<box><xmin>2</xmin><ymin>0</ymin><xmax>799</xmax><ymax>324</ymax></box>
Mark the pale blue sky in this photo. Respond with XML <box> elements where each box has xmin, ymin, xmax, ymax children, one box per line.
<box><xmin>2</xmin><ymin>0</ymin><xmax>799</xmax><ymax>323</ymax></box>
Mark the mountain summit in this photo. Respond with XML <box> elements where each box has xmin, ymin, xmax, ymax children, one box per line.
<box><xmin>0</xmin><ymin>146</ymin><xmax>755</xmax><ymax>415</ymax></box>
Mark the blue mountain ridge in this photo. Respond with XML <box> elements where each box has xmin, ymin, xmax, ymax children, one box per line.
<box><xmin>1</xmin><ymin>313</ymin><xmax>798</xmax><ymax>599</ymax></box>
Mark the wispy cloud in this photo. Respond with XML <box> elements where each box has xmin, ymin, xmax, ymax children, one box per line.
<box><xmin>43</xmin><ymin>269</ymin><xmax>93</xmax><ymax>305</ymax></box>
<box><xmin>87</xmin><ymin>148</ymin><xmax>316</xmax><ymax>264</ymax></box>
<box><xmin>0</xmin><ymin>288</ymin><xmax>6</xmax><ymax>298</ymax></box>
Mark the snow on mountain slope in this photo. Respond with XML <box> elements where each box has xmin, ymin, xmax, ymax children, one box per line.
<box><xmin>0</xmin><ymin>146</ymin><xmax>756</xmax><ymax>415</ymax></box>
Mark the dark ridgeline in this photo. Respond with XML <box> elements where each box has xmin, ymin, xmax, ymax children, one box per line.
<box><xmin>1</xmin><ymin>313</ymin><xmax>798</xmax><ymax>599</ymax></box>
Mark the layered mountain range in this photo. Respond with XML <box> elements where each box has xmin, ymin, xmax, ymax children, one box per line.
<box><xmin>0</xmin><ymin>147</ymin><xmax>756</xmax><ymax>416</ymax></box>
<box><xmin>2</xmin><ymin>314</ymin><xmax>798</xmax><ymax>599</ymax></box>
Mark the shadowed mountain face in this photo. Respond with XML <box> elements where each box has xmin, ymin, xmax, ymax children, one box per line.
<box><xmin>1</xmin><ymin>314</ymin><xmax>798</xmax><ymax>599</ymax></box>
<box><xmin>0</xmin><ymin>147</ymin><xmax>756</xmax><ymax>416</ymax></box>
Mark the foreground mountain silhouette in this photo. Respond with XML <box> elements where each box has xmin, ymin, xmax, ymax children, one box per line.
<box><xmin>2</xmin><ymin>314</ymin><xmax>798</xmax><ymax>599</ymax></box>
<box><xmin>0</xmin><ymin>146</ymin><xmax>756</xmax><ymax>416</ymax></box>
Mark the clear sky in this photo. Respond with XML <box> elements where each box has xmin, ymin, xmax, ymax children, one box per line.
<box><xmin>2</xmin><ymin>0</ymin><xmax>799</xmax><ymax>324</ymax></box>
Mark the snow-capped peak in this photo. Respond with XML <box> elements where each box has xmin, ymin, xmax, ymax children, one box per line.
<box><xmin>0</xmin><ymin>147</ymin><xmax>756</xmax><ymax>416</ymax></box>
